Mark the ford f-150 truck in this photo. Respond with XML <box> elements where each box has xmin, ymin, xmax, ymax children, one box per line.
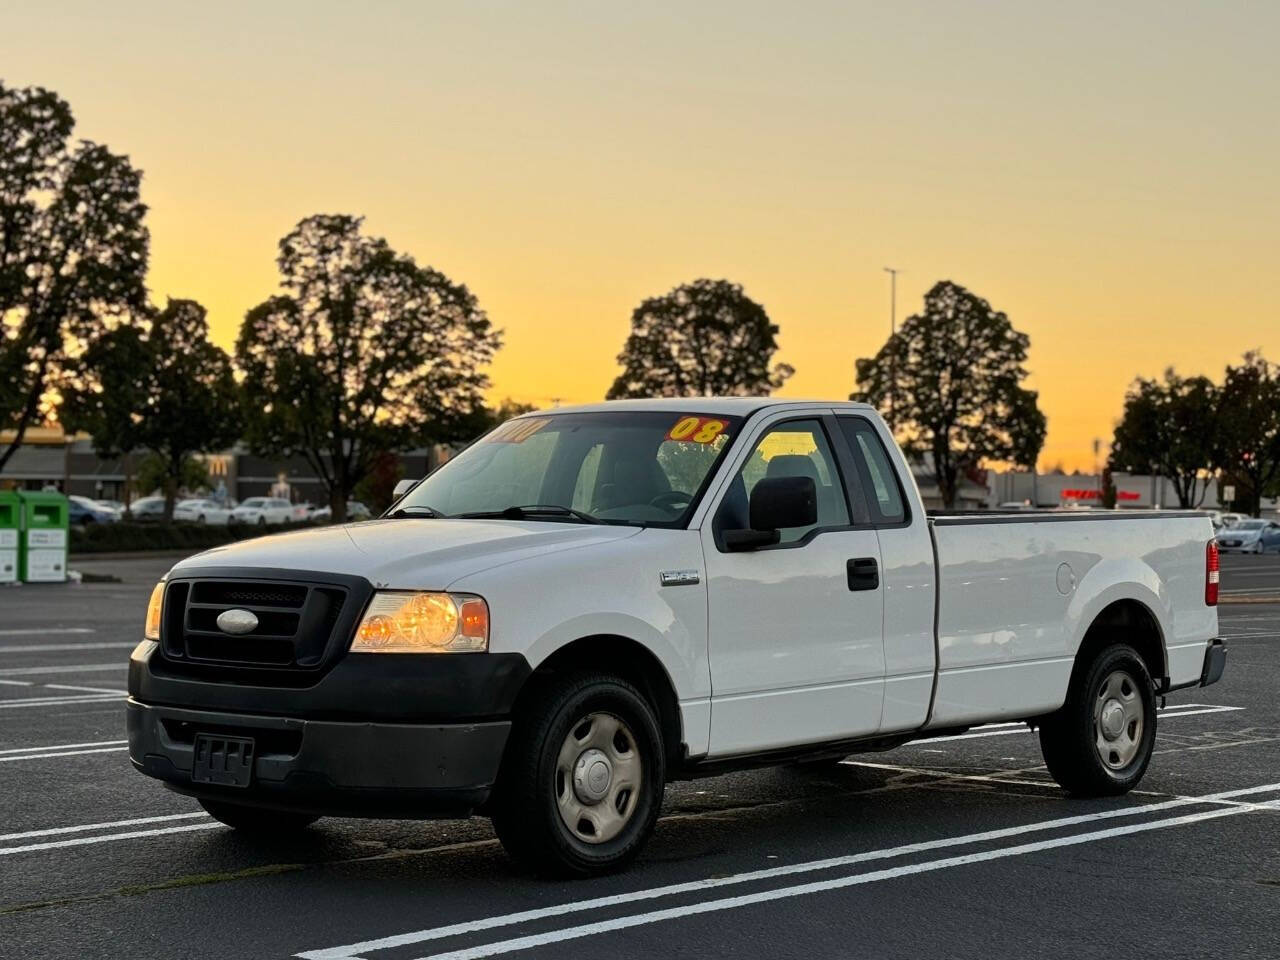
<box><xmin>128</xmin><ymin>399</ymin><xmax>1226</xmax><ymax>875</ymax></box>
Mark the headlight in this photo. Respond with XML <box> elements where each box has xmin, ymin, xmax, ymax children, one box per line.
<box><xmin>350</xmin><ymin>592</ymin><xmax>489</xmax><ymax>653</ymax></box>
<box><xmin>144</xmin><ymin>582</ymin><xmax>165</xmax><ymax>641</ymax></box>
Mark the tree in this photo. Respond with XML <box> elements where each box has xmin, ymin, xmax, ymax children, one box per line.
<box><xmin>1213</xmin><ymin>352</ymin><xmax>1280</xmax><ymax>517</ymax></box>
<box><xmin>62</xmin><ymin>299</ymin><xmax>241</xmax><ymax>521</ymax></box>
<box><xmin>0</xmin><ymin>82</ymin><xmax>149</xmax><ymax>473</ymax></box>
<box><xmin>237</xmin><ymin>214</ymin><xmax>500</xmax><ymax>522</ymax></box>
<box><xmin>853</xmin><ymin>280</ymin><xmax>1046</xmax><ymax>509</ymax></box>
<box><xmin>606</xmin><ymin>279</ymin><xmax>793</xmax><ymax>399</ymax></box>
<box><xmin>135</xmin><ymin>452</ymin><xmax>210</xmax><ymax>501</ymax></box>
<box><xmin>1108</xmin><ymin>369</ymin><xmax>1218</xmax><ymax>508</ymax></box>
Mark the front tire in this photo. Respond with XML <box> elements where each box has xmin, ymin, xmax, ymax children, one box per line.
<box><xmin>1039</xmin><ymin>643</ymin><xmax>1156</xmax><ymax>796</ymax></box>
<box><xmin>199</xmin><ymin>799</ymin><xmax>319</xmax><ymax>833</ymax></box>
<box><xmin>491</xmin><ymin>671</ymin><xmax>665</xmax><ymax>877</ymax></box>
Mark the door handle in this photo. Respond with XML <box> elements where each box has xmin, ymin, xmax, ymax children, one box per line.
<box><xmin>847</xmin><ymin>557</ymin><xmax>879</xmax><ymax>591</ymax></box>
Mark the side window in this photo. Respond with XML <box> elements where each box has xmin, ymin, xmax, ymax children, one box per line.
<box><xmin>717</xmin><ymin>419</ymin><xmax>849</xmax><ymax>545</ymax></box>
<box><xmin>838</xmin><ymin>418</ymin><xmax>906</xmax><ymax>524</ymax></box>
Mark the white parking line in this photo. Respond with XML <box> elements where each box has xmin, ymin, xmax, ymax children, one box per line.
<box><xmin>915</xmin><ymin>703</ymin><xmax>1243</xmax><ymax>743</ymax></box>
<box><xmin>297</xmin><ymin>781</ymin><xmax>1280</xmax><ymax>960</ymax></box>
<box><xmin>0</xmin><ymin>822</ymin><xmax>221</xmax><ymax>856</ymax></box>
<box><xmin>403</xmin><ymin>805</ymin><xmax>1265</xmax><ymax>960</ymax></box>
<box><xmin>0</xmin><ymin>641</ymin><xmax>135</xmax><ymax>653</ymax></box>
<box><xmin>0</xmin><ymin>746</ymin><xmax>128</xmax><ymax>763</ymax></box>
<box><xmin>0</xmin><ymin>663</ymin><xmax>124</xmax><ymax>676</ymax></box>
<box><xmin>0</xmin><ymin>693</ymin><xmax>123</xmax><ymax>710</ymax></box>
<box><xmin>0</xmin><ymin>739</ymin><xmax>127</xmax><ymax>755</ymax></box>
<box><xmin>0</xmin><ymin>628</ymin><xmax>96</xmax><ymax>637</ymax></box>
<box><xmin>0</xmin><ymin>679</ymin><xmax>33</xmax><ymax>686</ymax></box>
<box><xmin>44</xmin><ymin>683</ymin><xmax>129</xmax><ymax>695</ymax></box>
<box><xmin>0</xmin><ymin>811</ymin><xmax>208</xmax><ymax>843</ymax></box>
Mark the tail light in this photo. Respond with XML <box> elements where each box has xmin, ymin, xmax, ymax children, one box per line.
<box><xmin>1205</xmin><ymin>540</ymin><xmax>1219</xmax><ymax>606</ymax></box>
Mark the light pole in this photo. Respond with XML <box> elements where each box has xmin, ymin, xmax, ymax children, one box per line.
<box><xmin>884</xmin><ymin>267</ymin><xmax>900</xmax><ymax>427</ymax></box>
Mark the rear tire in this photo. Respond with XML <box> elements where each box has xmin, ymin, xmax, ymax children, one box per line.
<box><xmin>1039</xmin><ymin>643</ymin><xmax>1156</xmax><ymax>796</ymax></box>
<box><xmin>198</xmin><ymin>799</ymin><xmax>319</xmax><ymax>833</ymax></box>
<box><xmin>491</xmin><ymin>671</ymin><xmax>665</xmax><ymax>877</ymax></box>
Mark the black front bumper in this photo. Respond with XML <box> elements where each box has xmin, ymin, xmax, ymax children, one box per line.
<box><xmin>127</xmin><ymin>641</ymin><xmax>529</xmax><ymax>818</ymax></box>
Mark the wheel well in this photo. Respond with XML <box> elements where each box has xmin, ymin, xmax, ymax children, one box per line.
<box><xmin>1075</xmin><ymin>599</ymin><xmax>1167</xmax><ymax>685</ymax></box>
<box><xmin>518</xmin><ymin>635</ymin><xmax>685</xmax><ymax>768</ymax></box>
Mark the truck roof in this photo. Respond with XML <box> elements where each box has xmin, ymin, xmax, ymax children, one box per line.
<box><xmin>523</xmin><ymin>398</ymin><xmax>877</xmax><ymax>417</ymax></box>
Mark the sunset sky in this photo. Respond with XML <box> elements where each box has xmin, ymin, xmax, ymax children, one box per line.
<box><xmin>6</xmin><ymin>1</ymin><xmax>1277</xmax><ymax>470</ymax></box>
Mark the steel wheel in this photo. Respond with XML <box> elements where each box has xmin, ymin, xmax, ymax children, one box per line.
<box><xmin>554</xmin><ymin>711</ymin><xmax>642</xmax><ymax>844</ymax></box>
<box><xmin>1094</xmin><ymin>668</ymin><xmax>1143</xmax><ymax>772</ymax></box>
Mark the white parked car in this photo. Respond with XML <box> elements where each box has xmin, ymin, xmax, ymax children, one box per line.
<box><xmin>308</xmin><ymin>501</ymin><xmax>373</xmax><ymax>523</ymax></box>
<box><xmin>130</xmin><ymin>399</ymin><xmax>1225</xmax><ymax>876</ymax></box>
<box><xmin>228</xmin><ymin>497</ymin><xmax>294</xmax><ymax>526</ymax></box>
<box><xmin>173</xmin><ymin>498</ymin><xmax>232</xmax><ymax>526</ymax></box>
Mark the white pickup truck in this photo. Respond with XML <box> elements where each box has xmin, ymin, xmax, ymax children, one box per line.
<box><xmin>128</xmin><ymin>399</ymin><xmax>1226</xmax><ymax>875</ymax></box>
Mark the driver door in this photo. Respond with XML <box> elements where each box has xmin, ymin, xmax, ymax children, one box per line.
<box><xmin>700</xmin><ymin>414</ymin><xmax>886</xmax><ymax>757</ymax></box>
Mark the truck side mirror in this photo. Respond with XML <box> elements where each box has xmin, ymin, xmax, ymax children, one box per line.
<box><xmin>392</xmin><ymin>479</ymin><xmax>419</xmax><ymax>500</ymax></box>
<box><xmin>723</xmin><ymin>476</ymin><xmax>817</xmax><ymax>551</ymax></box>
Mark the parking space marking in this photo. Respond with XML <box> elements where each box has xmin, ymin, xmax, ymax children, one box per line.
<box><xmin>0</xmin><ymin>679</ymin><xmax>33</xmax><ymax>686</ymax></box>
<box><xmin>915</xmin><ymin>703</ymin><xmax>1242</xmax><ymax>744</ymax></box>
<box><xmin>399</xmin><ymin>804</ymin><xmax>1272</xmax><ymax>960</ymax></box>
<box><xmin>0</xmin><ymin>822</ymin><xmax>221</xmax><ymax>856</ymax></box>
<box><xmin>0</xmin><ymin>812</ymin><xmax>209</xmax><ymax>843</ymax></box>
<box><xmin>0</xmin><ymin>693</ymin><xmax>123</xmax><ymax>710</ymax></box>
<box><xmin>0</xmin><ymin>663</ymin><xmax>124</xmax><ymax>676</ymax></box>
<box><xmin>44</xmin><ymin>683</ymin><xmax>129</xmax><ymax>694</ymax></box>
<box><xmin>0</xmin><ymin>739</ymin><xmax>127</xmax><ymax>756</ymax></box>
<box><xmin>0</xmin><ymin>745</ymin><xmax>128</xmax><ymax>763</ymax></box>
<box><xmin>297</xmin><ymin>781</ymin><xmax>1280</xmax><ymax>960</ymax></box>
<box><xmin>0</xmin><ymin>628</ymin><xmax>96</xmax><ymax>638</ymax></box>
<box><xmin>0</xmin><ymin>641</ymin><xmax>134</xmax><ymax>654</ymax></box>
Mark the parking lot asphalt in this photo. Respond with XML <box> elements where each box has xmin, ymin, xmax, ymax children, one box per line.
<box><xmin>1</xmin><ymin>553</ymin><xmax>1278</xmax><ymax>959</ymax></box>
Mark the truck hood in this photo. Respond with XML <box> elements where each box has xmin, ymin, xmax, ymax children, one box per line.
<box><xmin>168</xmin><ymin>519</ymin><xmax>643</xmax><ymax>588</ymax></box>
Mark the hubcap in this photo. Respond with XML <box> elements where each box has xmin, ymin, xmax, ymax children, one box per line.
<box><xmin>1094</xmin><ymin>669</ymin><xmax>1144</xmax><ymax>772</ymax></box>
<box><xmin>555</xmin><ymin>712</ymin><xmax>641</xmax><ymax>845</ymax></box>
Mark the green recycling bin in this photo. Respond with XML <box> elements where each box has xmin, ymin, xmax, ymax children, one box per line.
<box><xmin>17</xmin><ymin>490</ymin><xmax>69</xmax><ymax>583</ymax></box>
<box><xmin>0</xmin><ymin>490</ymin><xmax>18</xmax><ymax>584</ymax></box>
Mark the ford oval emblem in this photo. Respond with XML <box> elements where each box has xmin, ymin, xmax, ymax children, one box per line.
<box><xmin>216</xmin><ymin>609</ymin><xmax>259</xmax><ymax>635</ymax></box>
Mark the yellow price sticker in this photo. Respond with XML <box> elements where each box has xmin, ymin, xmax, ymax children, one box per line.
<box><xmin>666</xmin><ymin>416</ymin><xmax>729</xmax><ymax>444</ymax></box>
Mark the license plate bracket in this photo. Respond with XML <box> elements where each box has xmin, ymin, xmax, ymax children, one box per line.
<box><xmin>192</xmin><ymin>734</ymin><xmax>255</xmax><ymax>788</ymax></box>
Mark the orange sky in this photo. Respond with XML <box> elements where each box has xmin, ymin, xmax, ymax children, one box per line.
<box><xmin>6</xmin><ymin>1</ymin><xmax>1277</xmax><ymax>471</ymax></box>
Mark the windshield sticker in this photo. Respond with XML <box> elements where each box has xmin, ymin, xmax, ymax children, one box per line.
<box><xmin>666</xmin><ymin>416</ymin><xmax>729</xmax><ymax>444</ymax></box>
<box><xmin>486</xmin><ymin>417</ymin><xmax>552</xmax><ymax>444</ymax></box>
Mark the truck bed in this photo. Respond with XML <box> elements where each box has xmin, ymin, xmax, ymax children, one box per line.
<box><xmin>925</xmin><ymin>511</ymin><xmax>1217</xmax><ymax>727</ymax></box>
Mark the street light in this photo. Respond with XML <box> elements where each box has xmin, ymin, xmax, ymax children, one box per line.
<box><xmin>884</xmin><ymin>267</ymin><xmax>901</xmax><ymax>427</ymax></box>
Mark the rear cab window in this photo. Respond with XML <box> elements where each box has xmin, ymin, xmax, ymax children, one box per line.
<box><xmin>837</xmin><ymin>417</ymin><xmax>908</xmax><ymax>525</ymax></box>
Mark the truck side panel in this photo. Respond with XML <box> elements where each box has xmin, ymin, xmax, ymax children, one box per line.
<box><xmin>927</xmin><ymin>515</ymin><xmax>1216</xmax><ymax>727</ymax></box>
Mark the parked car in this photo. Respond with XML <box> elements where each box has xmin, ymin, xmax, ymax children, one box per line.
<box><xmin>1217</xmin><ymin>518</ymin><xmax>1280</xmax><ymax>554</ymax></box>
<box><xmin>229</xmin><ymin>497</ymin><xmax>294</xmax><ymax>526</ymax></box>
<box><xmin>95</xmin><ymin>499</ymin><xmax>125</xmax><ymax>520</ymax></box>
<box><xmin>125</xmin><ymin>497</ymin><xmax>166</xmax><ymax>522</ymax></box>
<box><xmin>290</xmin><ymin>502</ymin><xmax>313</xmax><ymax>523</ymax></box>
<box><xmin>130</xmin><ymin>399</ymin><xmax>1225</xmax><ymax>877</ymax></box>
<box><xmin>68</xmin><ymin>495</ymin><xmax>118</xmax><ymax>526</ymax></box>
<box><xmin>308</xmin><ymin>501</ymin><xmax>373</xmax><ymax>523</ymax></box>
<box><xmin>1263</xmin><ymin>524</ymin><xmax>1280</xmax><ymax>554</ymax></box>
<box><xmin>1219</xmin><ymin>512</ymin><xmax>1247</xmax><ymax>528</ymax></box>
<box><xmin>173</xmin><ymin>498</ymin><xmax>232</xmax><ymax>526</ymax></box>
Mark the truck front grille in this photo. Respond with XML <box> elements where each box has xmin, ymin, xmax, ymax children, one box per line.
<box><xmin>160</xmin><ymin>576</ymin><xmax>362</xmax><ymax>675</ymax></box>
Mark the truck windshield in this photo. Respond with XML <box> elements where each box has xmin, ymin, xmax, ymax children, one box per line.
<box><xmin>395</xmin><ymin>411</ymin><xmax>742</xmax><ymax>526</ymax></box>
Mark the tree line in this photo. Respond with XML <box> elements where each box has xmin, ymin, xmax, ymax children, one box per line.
<box><xmin>0</xmin><ymin>82</ymin><xmax>798</xmax><ymax>522</ymax></box>
<box><xmin>1109</xmin><ymin>358</ymin><xmax>1280</xmax><ymax>516</ymax></box>
<box><xmin>10</xmin><ymin>80</ymin><xmax>1270</xmax><ymax>521</ymax></box>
